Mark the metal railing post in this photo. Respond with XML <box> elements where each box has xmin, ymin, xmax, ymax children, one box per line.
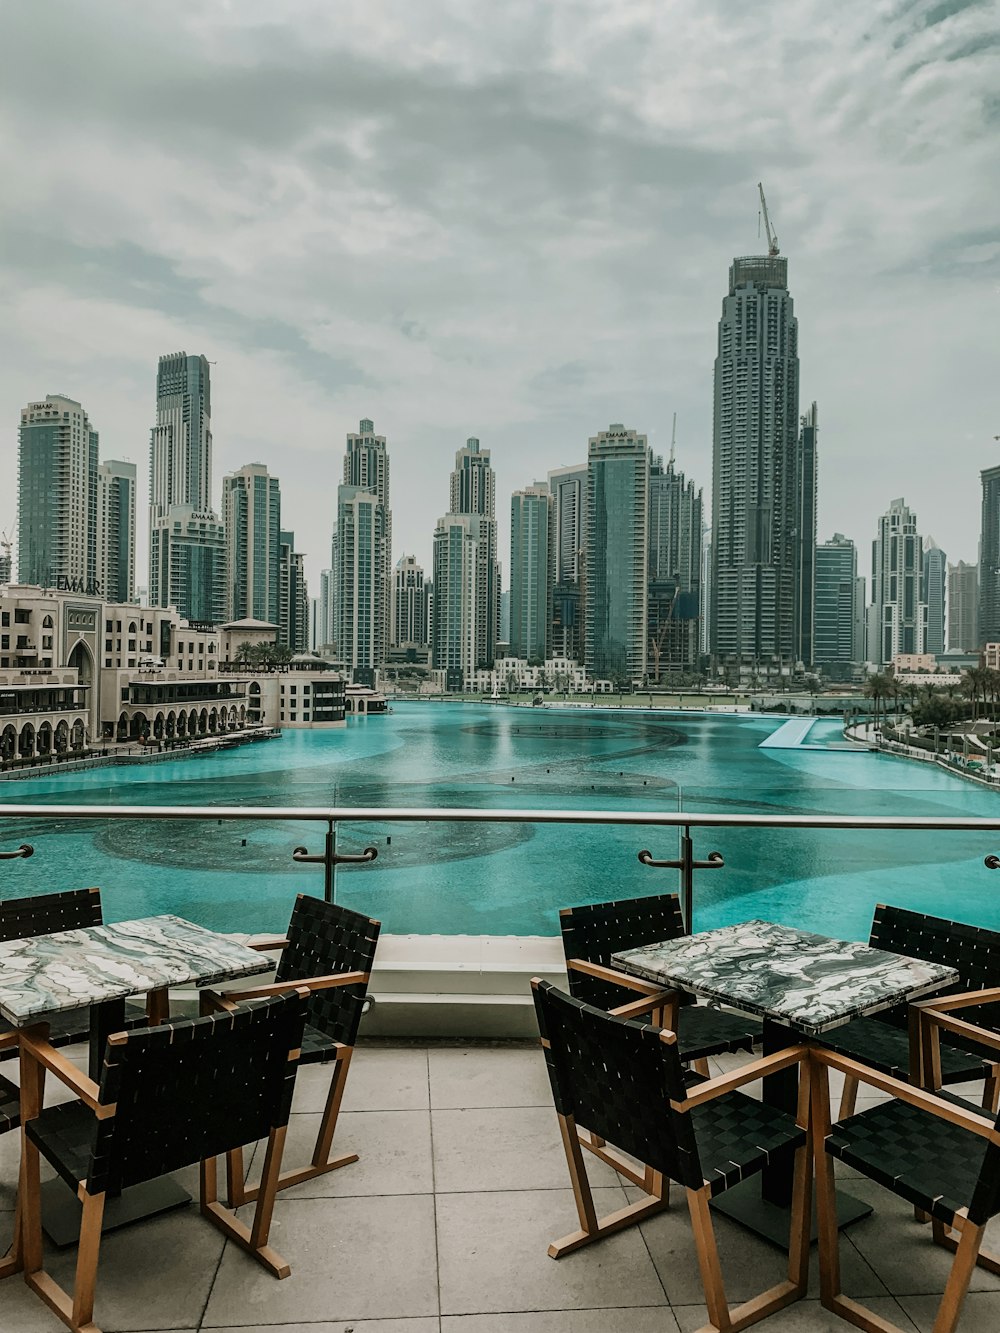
<box><xmin>638</xmin><ymin>825</ymin><xmax>724</xmax><ymax>934</ymax></box>
<box><xmin>292</xmin><ymin>818</ymin><xmax>378</xmax><ymax>905</ymax></box>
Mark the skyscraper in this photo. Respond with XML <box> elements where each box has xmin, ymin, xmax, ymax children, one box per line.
<box><xmin>148</xmin><ymin>353</ymin><xmax>226</xmax><ymax>620</ymax></box>
<box><xmin>794</xmin><ymin>404</ymin><xmax>818</xmax><ymax>666</ymax></box>
<box><xmin>647</xmin><ymin>453</ymin><xmax>703</xmax><ymax>678</ymax></box>
<box><xmin>334</xmin><ymin>419</ymin><xmax>392</xmax><ymax>675</ymax></box>
<box><xmin>710</xmin><ymin>254</ymin><xmax>800</xmax><ymax>674</ymax></box>
<box><xmin>221</xmin><ymin>464</ymin><xmax>281</xmax><ymax>624</ymax></box>
<box><xmin>431</xmin><ymin>513</ymin><xmax>493</xmax><ymax>687</ymax></box>
<box><xmin>585</xmin><ymin>424</ymin><xmax>649</xmax><ymax>681</ymax></box>
<box><xmin>278</xmin><ymin>529</ymin><xmax>309</xmax><ymax>653</ymax></box>
<box><xmin>548</xmin><ymin>464</ymin><xmax>588</xmax><ymax>662</ymax></box>
<box><xmin>948</xmin><ymin>560</ymin><xmax>979</xmax><ymax>652</ymax></box>
<box><xmin>979</xmin><ymin>465</ymin><xmax>1000</xmax><ymax>644</ymax></box>
<box><xmin>509</xmin><ymin>483</ymin><xmax>552</xmax><ymax>662</ymax></box>
<box><xmin>445</xmin><ymin>437</ymin><xmax>498</xmax><ymax>667</ymax></box>
<box><xmin>814</xmin><ymin>533</ymin><xmax>862</xmax><ymax>676</ymax></box>
<box><xmin>392</xmin><ymin>555</ymin><xmax>429</xmax><ymax>650</ymax></box>
<box><xmin>868</xmin><ymin>498</ymin><xmax>925</xmax><ymax>664</ymax></box>
<box><xmin>17</xmin><ymin>395</ymin><xmax>99</xmax><ymax>590</ymax></box>
<box><xmin>922</xmin><ymin>537</ymin><xmax>946</xmax><ymax>657</ymax></box>
<box><xmin>96</xmin><ymin>459</ymin><xmax>137</xmax><ymax>603</ymax></box>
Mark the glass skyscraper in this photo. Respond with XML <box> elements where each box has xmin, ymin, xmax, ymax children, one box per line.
<box><xmin>922</xmin><ymin>537</ymin><xmax>946</xmax><ymax>657</ymax></box>
<box><xmin>585</xmin><ymin>424</ymin><xmax>649</xmax><ymax>681</ymax></box>
<box><xmin>814</xmin><ymin>533</ymin><xmax>862</xmax><ymax>675</ymax></box>
<box><xmin>710</xmin><ymin>255</ymin><xmax>800</xmax><ymax>674</ymax></box>
<box><xmin>509</xmin><ymin>483</ymin><xmax>552</xmax><ymax>662</ymax></box>
<box><xmin>335</xmin><ymin>419</ymin><xmax>392</xmax><ymax>674</ymax></box>
<box><xmin>222</xmin><ymin>463</ymin><xmax>281</xmax><ymax>625</ymax></box>
<box><xmin>96</xmin><ymin>459</ymin><xmax>137</xmax><ymax>604</ymax></box>
<box><xmin>17</xmin><ymin>395</ymin><xmax>99</xmax><ymax>590</ymax></box>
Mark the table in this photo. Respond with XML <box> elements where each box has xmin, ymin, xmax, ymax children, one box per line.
<box><xmin>612</xmin><ymin>918</ymin><xmax>959</xmax><ymax>1245</ymax></box>
<box><xmin>0</xmin><ymin>913</ymin><xmax>271</xmax><ymax>1243</ymax></box>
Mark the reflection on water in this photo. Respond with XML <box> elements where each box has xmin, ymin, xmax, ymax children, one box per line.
<box><xmin>1</xmin><ymin>702</ymin><xmax>999</xmax><ymax>940</ymax></box>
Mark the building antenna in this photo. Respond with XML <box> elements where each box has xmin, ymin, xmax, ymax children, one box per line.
<box><xmin>757</xmin><ymin>182</ymin><xmax>780</xmax><ymax>256</ymax></box>
<box><xmin>669</xmin><ymin>413</ymin><xmax>677</xmax><ymax>466</ymax></box>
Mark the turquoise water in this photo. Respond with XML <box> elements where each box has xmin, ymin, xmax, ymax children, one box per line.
<box><xmin>2</xmin><ymin>704</ymin><xmax>1000</xmax><ymax>941</ymax></box>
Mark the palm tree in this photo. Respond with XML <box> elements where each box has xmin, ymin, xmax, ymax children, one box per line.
<box><xmin>863</xmin><ymin>672</ymin><xmax>889</xmax><ymax>730</ymax></box>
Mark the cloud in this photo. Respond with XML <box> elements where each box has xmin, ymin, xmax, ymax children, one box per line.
<box><xmin>1</xmin><ymin>0</ymin><xmax>998</xmax><ymax>590</ymax></box>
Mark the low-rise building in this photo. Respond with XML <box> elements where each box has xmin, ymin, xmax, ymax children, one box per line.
<box><xmin>0</xmin><ymin>670</ymin><xmax>90</xmax><ymax>768</ymax></box>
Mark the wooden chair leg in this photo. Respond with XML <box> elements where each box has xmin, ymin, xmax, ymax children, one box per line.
<box><xmin>548</xmin><ymin>1112</ymin><xmax>668</xmax><ymax>1258</ymax></box>
<box><xmin>931</xmin><ymin>1218</ymin><xmax>986</xmax><ymax>1333</ymax></box>
<box><xmin>687</xmin><ymin>1186</ymin><xmax>731</xmax><ymax>1331</ymax></box>
<box><xmin>837</xmin><ymin>1073</ymin><xmax>859</xmax><ymax>1121</ymax></box>
<box><xmin>201</xmin><ymin>1140</ymin><xmax>291</xmax><ymax>1279</ymax></box>
<box><xmin>932</xmin><ymin>1216</ymin><xmax>1000</xmax><ymax>1277</ymax></box>
<box><xmin>71</xmin><ymin>1192</ymin><xmax>107</xmax><ymax>1332</ymax></box>
<box><xmin>225</xmin><ymin>1146</ymin><xmax>246</xmax><ymax>1208</ymax></box>
<box><xmin>982</xmin><ymin>1066</ymin><xmax>1000</xmax><ymax>1114</ymax></box>
<box><xmin>692</xmin><ymin>1057</ymin><xmax>711</xmax><ymax>1078</ymax></box>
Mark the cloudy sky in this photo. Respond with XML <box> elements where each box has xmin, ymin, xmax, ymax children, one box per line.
<box><xmin>1</xmin><ymin>0</ymin><xmax>998</xmax><ymax>591</ymax></box>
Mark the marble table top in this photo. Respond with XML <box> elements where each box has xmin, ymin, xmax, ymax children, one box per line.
<box><xmin>612</xmin><ymin>919</ymin><xmax>959</xmax><ymax>1036</ymax></box>
<box><xmin>0</xmin><ymin>914</ymin><xmax>271</xmax><ymax>1024</ymax></box>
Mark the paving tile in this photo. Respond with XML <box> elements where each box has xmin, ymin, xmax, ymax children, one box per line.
<box><xmin>673</xmin><ymin>1295</ymin><xmax>917</xmax><ymax>1331</ymax></box>
<box><xmin>212</xmin><ymin>1323</ymin><xmax>439</xmax><ymax>1333</ymax></box>
<box><xmin>429</xmin><ymin>1045</ymin><xmax>551</xmax><ymax>1109</ymax></box>
<box><xmin>900</xmin><ymin>1289</ymin><xmax>1000</xmax><ymax>1332</ymax></box>
<box><xmin>258</xmin><ymin>1108</ymin><xmax>433</xmax><ymax>1197</ymax></box>
<box><xmin>842</xmin><ymin>1180</ymin><xmax>1000</xmax><ymax>1295</ymax></box>
<box><xmin>202</xmin><ymin>1194</ymin><xmax>438</xmax><ymax>1325</ymax></box>
<box><xmin>292</xmin><ymin>1045</ymin><xmax>431</xmax><ymax>1114</ymax></box>
<box><xmin>436</xmin><ymin>1186</ymin><xmax>668</xmax><ymax>1315</ymax></box>
<box><xmin>626</xmin><ymin>1187</ymin><xmax>889</xmax><ymax>1305</ymax></box>
<box><xmin>0</xmin><ymin>1277</ymin><xmax>75</xmax><ymax>1332</ymax></box>
<box><xmin>442</xmin><ymin>1309</ymin><xmax>679</xmax><ymax>1331</ymax></box>
<box><xmin>431</xmin><ymin>1106</ymin><xmax>620</xmax><ymax>1193</ymax></box>
<box><xmin>43</xmin><ymin>1200</ymin><xmax>226</xmax><ymax>1331</ymax></box>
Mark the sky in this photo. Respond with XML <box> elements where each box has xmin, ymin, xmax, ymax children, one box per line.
<box><xmin>1</xmin><ymin>0</ymin><xmax>998</xmax><ymax>592</ymax></box>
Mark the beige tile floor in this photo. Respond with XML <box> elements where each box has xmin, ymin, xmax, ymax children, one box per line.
<box><xmin>0</xmin><ymin>1041</ymin><xmax>996</xmax><ymax>1333</ymax></box>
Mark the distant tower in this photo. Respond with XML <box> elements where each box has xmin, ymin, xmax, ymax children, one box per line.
<box><xmin>948</xmin><ymin>560</ymin><xmax>979</xmax><ymax>652</ymax></box>
<box><xmin>979</xmin><ymin>465</ymin><xmax>1000</xmax><ymax>645</ymax></box>
<box><xmin>548</xmin><ymin>464</ymin><xmax>588</xmax><ymax>661</ymax></box>
<box><xmin>509</xmin><ymin>483</ymin><xmax>552</xmax><ymax>662</ymax></box>
<box><xmin>868</xmin><ymin>499</ymin><xmax>925</xmax><ymax>664</ymax></box>
<box><xmin>221</xmin><ymin>464</ymin><xmax>281</xmax><ymax>624</ymax></box>
<box><xmin>96</xmin><ymin>459</ymin><xmax>137</xmax><ymax>603</ymax></box>
<box><xmin>445</xmin><ymin>437</ymin><xmax>499</xmax><ymax>667</ymax></box>
<box><xmin>335</xmin><ymin>419</ymin><xmax>392</xmax><ymax>676</ymax></box>
<box><xmin>18</xmin><ymin>395</ymin><xmax>99</xmax><ymax>588</ymax></box>
<box><xmin>710</xmin><ymin>243</ymin><xmax>800</xmax><ymax>675</ymax></box>
<box><xmin>392</xmin><ymin>555</ymin><xmax>429</xmax><ymax>650</ymax></box>
<box><xmin>814</xmin><ymin>534</ymin><xmax>862</xmax><ymax>677</ymax></box>
<box><xmin>278</xmin><ymin>529</ymin><xmax>309</xmax><ymax>653</ymax></box>
<box><xmin>148</xmin><ymin>353</ymin><xmax>225</xmax><ymax>620</ymax></box>
<box><xmin>431</xmin><ymin>512</ymin><xmax>492</xmax><ymax>688</ymax></box>
<box><xmin>922</xmin><ymin>537</ymin><xmax>946</xmax><ymax>657</ymax></box>
<box><xmin>647</xmin><ymin>451</ymin><xmax>703</xmax><ymax>679</ymax></box>
<box><xmin>585</xmin><ymin>424</ymin><xmax>649</xmax><ymax>681</ymax></box>
<box><xmin>795</xmin><ymin>404</ymin><xmax>818</xmax><ymax>667</ymax></box>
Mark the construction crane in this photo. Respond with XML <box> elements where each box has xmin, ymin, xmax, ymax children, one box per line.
<box><xmin>0</xmin><ymin>528</ymin><xmax>12</xmax><ymax>579</ymax></box>
<box><xmin>758</xmin><ymin>182</ymin><xmax>780</xmax><ymax>257</ymax></box>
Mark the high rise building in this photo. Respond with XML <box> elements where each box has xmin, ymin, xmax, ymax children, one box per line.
<box><xmin>509</xmin><ymin>483</ymin><xmax>552</xmax><ymax>662</ymax></box>
<box><xmin>447</xmin><ymin>437</ymin><xmax>499</xmax><ymax>666</ymax></box>
<box><xmin>0</xmin><ymin>546</ymin><xmax>10</xmax><ymax>585</ymax></box>
<box><xmin>278</xmin><ymin>529</ymin><xmax>309</xmax><ymax>653</ymax></box>
<box><xmin>814</xmin><ymin>533</ymin><xmax>862</xmax><ymax>675</ymax></box>
<box><xmin>922</xmin><ymin>537</ymin><xmax>946</xmax><ymax>657</ymax></box>
<box><xmin>392</xmin><ymin>555</ymin><xmax>429</xmax><ymax>650</ymax></box>
<box><xmin>333</xmin><ymin>419</ymin><xmax>392</xmax><ymax>675</ymax></box>
<box><xmin>148</xmin><ymin>353</ymin><xmax>225</xmax><ymax>620</ymax></box>
<box><xmin>17</xmin><ymin>395</ymin><xmax>99</xmax><ymax>590</ymax></box>
<box><xmin>647</xmin><ymin>453</ymin><xmax>703</xmax><ymax>678</ymax></box>
<box><xmin>948</xmin><ymin>560</ymin><xmax>979</xmax><ymax>652</ymax></box>
<box><xmin>317</xmin><ymin>568</ymin><xmax>335</xmax><ymax>652</ymax></box>
<box><xmin>96</xmin><ymin>460</ymin><xmax>136</xmax><ymax>604</ymax></box>
<box><xmin>710</xmin><ymin>254</ymin><xmax>800</xmax><ymax>674</ymax></box>
<box><xmin>585</xmin><ymin>424</ymin><xmax>649</xmax><ymax>681</ymax></box>
<box><xmin>548</xmin><ymin>464</ymin><xmax>588</xmax><ymax>661</ymax></box>
<box><xmin>221</xmin><ymin>464</ymin><xmax>281</xmax><ymax>624</ymax></box>
<box><xmin>979</xmin><ymin>465</ymin><xmax>1000</xmax><ymax>644</ymax></box>
<box><xmin>795</xmin><ymin>404</ymin><xmax>818</xmax><ymax>666</ymax></box>
<box><xmin>431</xmin><ymin>512</ymin><xmax>492</xmax><ymax>687</ymax></box>
<box><xmin>867</xmin><ymin>498</ymin><xmax>925</xmax><ymax>664</ymax></box>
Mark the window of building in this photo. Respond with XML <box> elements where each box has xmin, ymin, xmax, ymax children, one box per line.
<box><xmin>14</xmin><ymin>609</ymin><xmax>30</xmax><ymax>624</ymax></box>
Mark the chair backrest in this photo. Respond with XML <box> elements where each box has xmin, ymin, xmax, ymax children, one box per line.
<box><xmin>532</xmin><ymin>979</ymin><xmax>702</xmax><ymax>1187</ymax></box>
<box><xmin>275</xmin><ymin>894</ymin><xmax>381</xmax><ymax>1046</ymax></box>
<box><xmin>0</xmin><ymin>887</ymin><xmax>102</xmax><ymax>943</ymax></box>
<box><xmin>870</xmin><ymin>904</ymin><xmax>1000</xmax><ymax>1037</ymax></box>
<box><xmin>90</xmin><ymin>992</ymin><xmax>308</xmax><ymax>1195</ymax></box>
<box><xmin>559</xmin><ymin>893</ymin><xmax>686</xmax><ymax>1011</ymax></box>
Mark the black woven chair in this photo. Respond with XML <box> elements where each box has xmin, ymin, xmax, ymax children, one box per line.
<box><xmin>0</xmin><ymin>888</ymin><xmax>148</xmax><ymax>1059</ymax></box>
<box><xmin>816</xmin><ymin>905</ymin><xmax>1000</xmax><ymax>1120</ymax></box>
<box><xmin>202</xmin><ymin>893</ymin><xmax>380</xmax><ymax>1206</ymax></box>
<box><xmin>0</xmin><ymin>1029</ymin><xmax>20</xmax><ymax>1284</ymax></box>
<box><xmin>17</xmin><ymin>991</ymin><xmax>308</xmax><ymax>1333</ymax></box>
<box><xmin>559</xmin><ymin>893</ymin><xmax>762</xmax><ymax>1072</ymax></box>
<box><xmin>812</xmin><ymin>1033</ymin><xmax>1000</xmax><ymax>1333</ymax></box>
<box><xmin>533</xmin><ymin>979</ymin><xmax>811</xmax><ymax>1333</ymax></box>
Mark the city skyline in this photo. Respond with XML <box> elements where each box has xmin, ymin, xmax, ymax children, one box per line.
<box><xmin>1</xmin><ymin>3</ymin><xmax>996</xmax><ymax>592</ymax></box>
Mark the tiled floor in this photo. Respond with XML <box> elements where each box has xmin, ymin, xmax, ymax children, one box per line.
<box><xmin>1</xmin><ymin>1042</ymin><xmax>998</xmax><ymax>1332</ymax></box>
